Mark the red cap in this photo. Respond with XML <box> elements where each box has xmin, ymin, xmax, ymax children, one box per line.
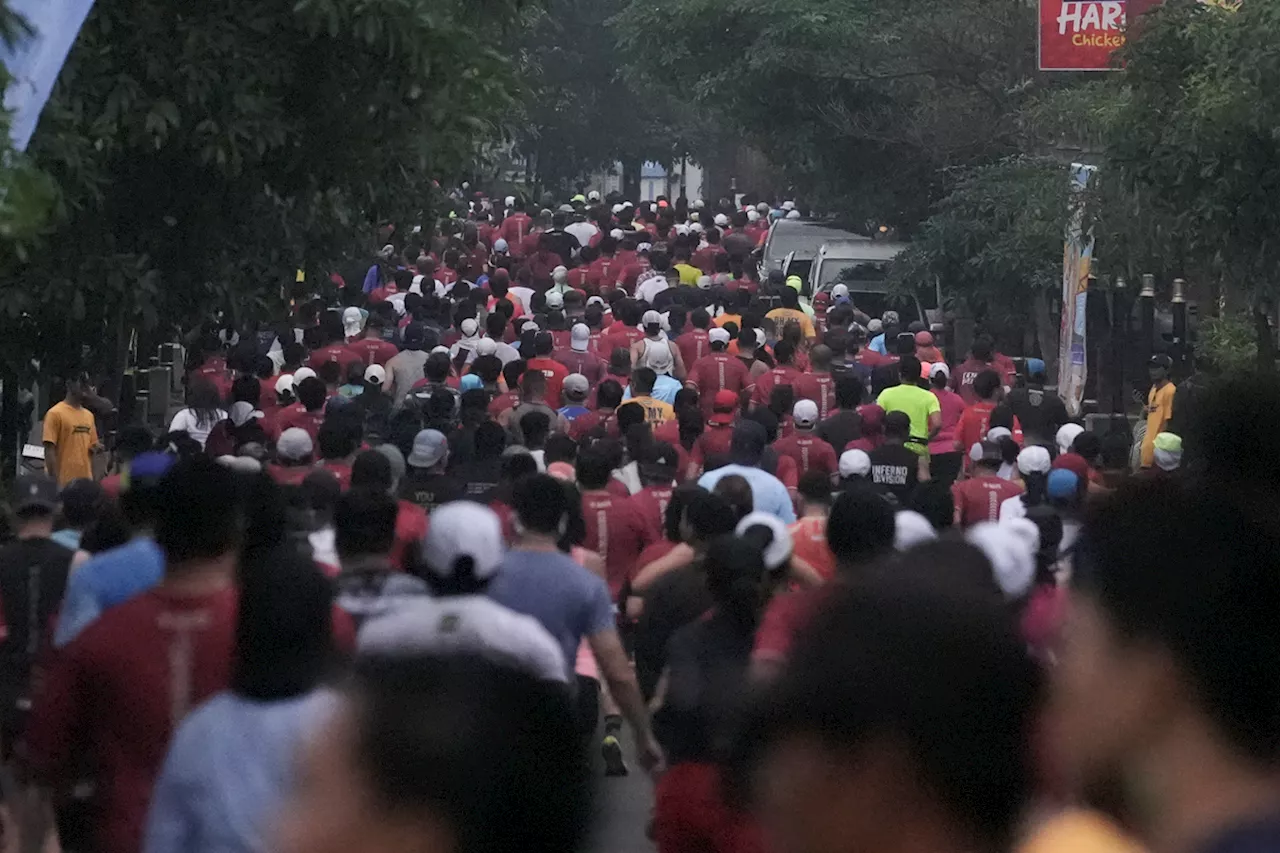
<box><xmin>710</xmin><ymin>390</ymin><xmax>739</xmax><ymax>425</ymax></box>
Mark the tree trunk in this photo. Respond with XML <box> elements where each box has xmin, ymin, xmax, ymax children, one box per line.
<box><xmin>621</xmin><ymin>158</ymin><xmax>641</xmax><ymax>202</ymax></box>
<box><xmin>1254</xmin><ymin>305</ymin><xmax>1276</xmax><ymax>373</ymax></box>
<box><xmin>1034</xmin><ymin>287</ymin><xmax>1058</xmax><ymax>379</ymax></box>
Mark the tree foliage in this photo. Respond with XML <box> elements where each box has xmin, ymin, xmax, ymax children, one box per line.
<box><xmin>0</xmin><ymin>0</ymin><xmax>526</xmax><ymax>380</ymax></box>
<box><xmin>613</xmin><ymin>0</ymin><xmax>1042</xmax><ymax>228</ymax></box>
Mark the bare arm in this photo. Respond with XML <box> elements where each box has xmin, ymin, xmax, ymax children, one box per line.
<box><xmin>927</xmin><ymin>410</ymin><xmax>942</xmax><ymax>439</ymax></box>
<box><xmin>788</xmin><ymin>554</ymin><xmax>826</xmax><ymax>588</ymax></box>
<box><xmin>588</xmin><ymin>629</ymin><xmax>664</xmax><ymax>774</ymax></box>
<box><xmin>917</xmin><ymin>453</ymin><xmax>931</xmax><ymax>483</ymax></box>
<box><xmin>42</xmin><ymin>442</ymin><xmax>57</xmax><ymax>483</ymax></box>
<box><xmin>631</xmin><ymin>543</ymin><xmax>694</xmax><ymax>593</ymax></box>
<box><xmin>670</xmin><ymin>342</ymin><xmax>687</xmax><ymax>381</ymax></box>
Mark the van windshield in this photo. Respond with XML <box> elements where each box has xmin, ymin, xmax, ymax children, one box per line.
<box><xmin>821</xmin><ymin>259</ymin><xmax>892</xmax><ymax>291</ymax></box>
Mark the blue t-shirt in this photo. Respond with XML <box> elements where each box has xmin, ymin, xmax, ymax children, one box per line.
<box><xmin>558</xmin><ymin>405</ymin><xmax>590</xmax><ymax>422</ymax></box>
<box><xmin>623</xmin><ymin>374</ymin><xmax>683</xmax><ymax>406</ymax></box>
<box><xmin>488</xmin><ymin>550</ymin><xmax>615</xmax><ymax>676</ymax></box>
<box><xmin>698</xmin><ymin>464</ymin><xmax>797</xmax><ymax>523</ymax></box>
<box><xmin>55</xmin><ymin>537</ymin><xmax>165</xmax><ymax>647</ymax></box>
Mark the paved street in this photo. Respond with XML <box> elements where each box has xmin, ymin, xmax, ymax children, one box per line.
<box><xmin>587</xmin><ymin>730</ymin><xmax>655</xmax><ymax>853</ymax></box>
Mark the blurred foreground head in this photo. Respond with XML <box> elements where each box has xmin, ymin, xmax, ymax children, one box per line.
<box><xmin>733</xmin><ymin>568</ymin><xmax>1040</xmax><ymax>853</ymax></box>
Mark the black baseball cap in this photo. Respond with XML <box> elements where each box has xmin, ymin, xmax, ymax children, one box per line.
<box><xmin>12</xmin><ymin>474</ymin><xmax>57</xmax><ymax>513</ymax></box>
<box><xmin>1149</xmin><ymin>354</ymin><xmax>1172</xmax><ymax>369</ymax></box>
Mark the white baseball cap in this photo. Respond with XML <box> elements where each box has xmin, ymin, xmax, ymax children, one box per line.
<box><xmin>714</xmin><ymin>213</ymin><xmax>729</xmax><ymax>227</ymax></box>
<box><xmin>611</xmin><ymin>203</ymin><xmax>624</xmax><ymax>214</ymax></box>
<box><xmin>493</xmin><ymin>238</ymin><xmax>509</xmax><ymax>253</ymax></box>
<box><xmin>929</xmin><ymin>362</ymin><xmax>950</xmax><ymax>380</ymax></box>
<box><xmin>894</xmin><ymin>510</ymin><xmax>937</xmax><ymax>552</ymax></box>
<box><xmin>736</xmin><ymin>512</ymin><xmax>794</xmax><ymax>574</ymax></box>
<box><xmin>746</xmin><ymin>209</ymin><xmax>761</xmax><ymax>222</ymax></box>
<box><xmin>587</xmin><ymin>190</ymin><xmax>601</xmax><ymax>202</ymax></box>
<box><xmin>839</xmin><ymin>449</ymin><xmax>872</xmax><ymax>478</ymax></box>
<box><xmin>364</xmin><ymin>364</ymin><xmax>387</xmax><ymax>385</ymax></box>
<box><xmin>545</xmin><ymin>291</ymin><xmax>564</xmax><ymax>309</ymax></box>
<box><xmin>343</xmin><ymin>306</ymin><xmax>365</xmax><ymax>338</ymax></box>
<box><xmin>785</xmin><ymin>210</ymin><xmax>801</xmax><ymax>219</ymax></box>
<box><xmin>274</xmin><ymin>374</ymin><xmax>295</xmax><ymax>395</ymax></box>
<box><xmin>586</xmin><ymin>295</ymin><xmax>606</xmax><ymax>308</ymax></box>
<box><xmin>1056</xmin><ymin>423</ymin><xmax>1085</xmax><ymax>455</ymax></box>
<box><xmin>292</xmin><ymin>367</ymin><xmax>317</xmax><ymax>383</ymax></box>
<box><xmin>966</xmin><ymin>520</ymin><xmax>1040</xmax><ymax>601</ymax></box>
<box><xmin>782</xmin><ymin>200</ymin><xmax>796</xmax><ymax>211</ymax></box>
<box><xmin>277</xmin><ymin>428</ymin><xmax>313</xmax><ymax>461</ymax></box>
<box><xmin>571</xmin><ymin>323</ymin><xmax>590</xmax><ymax>352</ymax></box>
<box><xmin>792</xmin><ymin>399</ymin><xmax>820</xmax><ymax>427</ymax></box>
<box><xmin>697</xmin><ymin>275</ymin><xmax>713</xmax><ymax>290</ymax></box>
<box><xmin>642</xmin><ymin>309</ymin><xmax>663</xmax><ymax>326</ymax></box>
<box><xmin>422</xmin><ymin>502</ymin><xmax>505</xmax><ymax>583</ymax></box>
<box><xmin>476</xmin><ymin>338</ymin><xmax>498</xmax><ymax>357</ymax></box>
<box><xmin>504</xmin><ymin>195</ymin><xmax>516</xmax><ymax>207</ymax></box>
<box><xmin>708</xmin><ymin>328</ymin><xmax>731</xmax><ymax>345</ymax></box>
<box><xmin>1016</xmin><ymin>445</ymin><xmax>1052</xmax><ymax>476</ymax></box>
<box><xmin>831</xmin><ymin>283</ymin><xmax>850</xmax><ymax>299</ymax></box>
<box><xmin>460</xmin><ymin>318</ymin><xmax>479</xmax><ymax>337</ymax></box>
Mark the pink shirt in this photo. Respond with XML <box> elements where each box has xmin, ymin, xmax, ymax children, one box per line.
<box><xmin>928</xmin><ymin>387</ymin><xmax>966</xmax><ymax>455</ymax></box>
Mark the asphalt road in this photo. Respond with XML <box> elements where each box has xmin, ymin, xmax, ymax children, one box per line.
<box><xmin>586</xmin><ymin>729</ymin><xmax>656</xmax><ymax>853</ymax></box>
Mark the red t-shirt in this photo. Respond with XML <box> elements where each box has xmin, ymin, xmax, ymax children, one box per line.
<box><xmin>627</xmin><ymin>485</ymin><xmax>675</xmax><ymax>549</ymax></box>
<box><xmin>677</xmin><ymin>329</ymin><xmax>712</xmax><ymax>369</ymax></box>
<box><xmin>691</xmin><ymin>246</ymin><xmax>726</xmax><ymax>276</ymax></box>
<box><xmin>793</xmin><ymin>372</ymin><xmax>837</xmax><ymax>420</ymax></box>
<box><xmin>618</xmin><ymin>260</ymin><xmax>651</xmax><ymax>293</ymax></box>
<box><xmin>790</xmin><ymin>516</ymin><xmax>836</xmax><ymax>581</ymax></box>
<box><xmin>950</xmin><ymin>358</ymin><xmax>1012</xmax><ymax>405</ymax></box>
<box><xmin>690</xmin><ymin>424</ymin><xmax>735</xmax><ymax>473</ymax></box>
<box><xmin>345</xmin><ymin>337</ymin><xmax>400</xmax><ymax>367</ymax></box>
<box><xmin>553</xmin><ymin>349</ymin><xmax>606</xmax><ymax>385</ymax></box>
<box><xmin>318</xmin><ymin>460</ymin><xmax>352</xmax><ymax>490</ymax></box>
<box><xmin>392</xmin><ymin>500</ymin><xmax>429</xmax><ymax>571</ymax></box>
<box><xmin>487</xmin><ymin>390</ymin><xmax>521</xmax><ymax>419</ymax></box>
<box><xmin>951</xmin><ymin>476</ymin><xmax>1025</xmax><ymax>528</ymax></box>
<box><xmin>525</xmin><ymin>356</ymin><xmax>570</xmax><ymax>407</ymax></box>
<box><xmin>500</xmin><ymin>213</ymin><xmax>534</xmax><ymax>251</ymax></box>
<box><xmin>25</xmin><ymin>587</ymin><xmax>240</xmax><ymax>853</ymax></box>
<box><xmin>581</xmin><ymin>489</ymin><xmax>647</xmax><ymax>598</ymax></box>
<box><xmin>772</xmin><ymin>433</ymin><xmax>839</xmax><ymax>478</ymax></box>
<box><xmin>955</xmin><ymin>401</ymin><xmax>998</xmax><ymax>455</ymax></box>
<box><xmin>753</xmin><ymin>586</ymin><xmax>830</xmax><ymax>667</ymax></box>
<box><xmin>751</xmin><ymin>365</ymin><xmax>803</xmax><ymax>407</ymax></box>
<box><xmin>549</xmin><ymin>329</ymin><xmax>573</xmax><ymax>352</ymax></box>
<box><xmin>687</xmin><ymin>353</ymin><xmax>753</xmax><ymax>415</ymax></box>
<box><xmin>569</xmin><ymin>408</ymin><xmax>619</xmax><ymax>441</ymax></box>
<box><xmin>566</xmin><ymin>267</ymin><xmax>592</xmax><ymax>292</ymax></box>
<box><xmin>600</xmin><ymin>325</ymin><xmax>645</xmax><ymax>359</ymax></box>
<box><xmin>587</xmin><ymin>257</ymin><xmax>622</xmax><ymax>292</ymax></box>
<box><xmin>268</xmin><ymin>463</ymin><xmax>316</xmax><ymax>486</ymax></box>
<box><xmin>587</xmin><ymin>328</ymin><xmax>608</xmax><ymax>355</ymax></box>
<box><xmin>275</xmin><ymin>406</ymin><xmax>326</xmax><ymax>443</ymax></box>
<box><xmin>307</xmin><ymin>343</ymin><xmax>361</xmax><ymax>374</ymax></box>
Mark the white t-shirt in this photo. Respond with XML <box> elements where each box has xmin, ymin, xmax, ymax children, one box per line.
<box><xmin>635</xmin><ymin>274</ymin><xmax>670</xmax><ymax>305</ymax></box>
<box><xmin>357</xmin><ymin>596</ymin><xmax>567</xmax><ymax>683</ymax></box>
<box><xmin>565</xmin><ymin>221</ymin><xmax>599</xmax><ymax>250</ymax></box>
<box><xmin>169</xmin><ymin>408</ymin><xmax>227</xmax><ymax>448</ymax></box>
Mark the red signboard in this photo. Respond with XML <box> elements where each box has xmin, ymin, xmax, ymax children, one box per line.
<box><xmin>1039</xmin><ymin>0</ymin><xmax>1130</xmax><ymax>71</ymax></box>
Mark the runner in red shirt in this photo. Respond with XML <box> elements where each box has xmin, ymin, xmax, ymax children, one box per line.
<box><xmin>308</xmin><ymin>313</ymin><xmax>363</xmax><ymax>374</ymax></box>
<box><xmin>950</xmin><ymin>337</ymin><xmax>1013</xmax><ymax>405</ymax></box>
<box><xmin>772</xmin><ymin>400</ymin><xmax>839</xmax><ymax>479</ymax></box>
<box><xmin>789</xmin><ymin>472</ymin><xmax>838</xmax><ymax>581</ymax></box>
<box><xmin>23</xmin><ymin>459</ymin><xmax>243</xmax><ymax>853</ymax></box>
<box><xmin>688</xmin><ymin>390</ymin><xmax>740</xmax><ymax>477</ymax></box>
<box><xmin>570</xmin><ymin>379</ymin><xmax>624</xmax><ymax>441</ymax></box>
<box><xmin>751</xmin><ymin>339</ymin><xmax>803</xmax><ymax>407</ymax></box>
<box><xmin>686</xmin><ymin>329</ymin><xmax>754</xmax><ymax>418</ymax></box>
<box><xmin>499</xmin><ymin>201</ymin><xmax>534</xmax><ymax>255</ymax></box>
<box><xmin>678</xmin><ymin>309</ymin><xmax>714</xmax><ymax>369</ymax></box>
<box><xmin>555</xmin><ymin>323</ymin><xmax>607</xmax><ymax>385</ymax></box>
<box><xmin>587</xmin><ymin>237</ymin><xmax>623</xmax><ymax>293</ymax></box>
<box><xmin>274</xmin><ymin>377</ymin><xmax>328</xmax><ymax>442</ymax></box>
<box><xmin>951</xmin><ymin>442</ymin><xmax>1025</xmax><ymax>528</ymax></box>
<box><xmin>691</xmin><ymin>228</ymin><xmax>727</xmax><ymax>275</ymax></box>
<box><xmin>954</xmin><ymin>369</ymin><xmax>1004</xmax><ymax>459</ymax></box>
<box><xmin>345</xmin><ymin>315</ymin><xmax>400</xmax><ymax>366</ymax></box>
<box><xmin>627</xmin><ymin>443</ymin><xmax>680</xmax><ymax>549</ymax></box>
<box><xmin>792</xmin><ymin>344</ymin><xmax>838</xmax><ymax>420</ymax></box>
<box><xmin>526</xmin><ymin>332</ymin><xmax>569</xmax><ymax>408</ymax></box>
<box><xmin>600</xmin><ymin>301</ymin><xmax>646</xmax><ymax>357</ymax></box>
<box><xmin>576</xmin><ymin>445</ymin><xmax>648</xmax><ymax>599</ymax></box>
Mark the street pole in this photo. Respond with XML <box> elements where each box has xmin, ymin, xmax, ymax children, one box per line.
<box><xmin>1170</xmin><ymin>278</ymin><xmax>1188</xmax><ymax>380</ymax></box>
<box><xmin>1139</xmin><ymin>273</ymin><xmax>1156</xmax><ymax>362</ymax></box>
<box><xmin>1111</xmin><ymin>277</ymin><xmax>1127</xmax><ymax>415</ymax></box>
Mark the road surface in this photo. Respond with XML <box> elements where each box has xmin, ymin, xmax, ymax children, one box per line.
<box><xmin>587</xmin><ymin>729</ymin><xmax>655</xmax><ymax>853</ymax></box>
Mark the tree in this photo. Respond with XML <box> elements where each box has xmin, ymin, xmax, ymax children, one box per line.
<box><xmin>512</xmin><ymin>0</ymin><xmax>704</xmax><ymax>197</ymax></box>
<box><xmin>613</xmin><ymin>0</ymin><xmax>1042</xmax><ymax>228</ymax></box>
<box><xmin>889</xmin><ymin>156</ymin><xmax>1073</xmax><ymax>371</ymax></box>
<box><xmin>0</xmin><ymin>0</ymin><xmax>526</xmax><ymax>389</ymax></box>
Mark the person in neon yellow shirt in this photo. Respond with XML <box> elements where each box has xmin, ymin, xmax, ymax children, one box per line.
<box><xmin>876</xmin><ymin>356</ymin><xmax>942</xmax><ymax>457</ymax></box>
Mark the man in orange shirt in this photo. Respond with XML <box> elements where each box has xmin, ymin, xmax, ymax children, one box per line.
<box><xmin>789</xmin><ymin>471</ymin><xmax>837</xmax><ymax>581</ymax></box>
<box><xmin>525</xmin><ymin>332</ymin><xmax>569</xmax><ymax>408</ymax></box>
<box><xmin>42</xmin><ymin>375</ymin><xmax>101</xmax><ymax>486</ymax></box>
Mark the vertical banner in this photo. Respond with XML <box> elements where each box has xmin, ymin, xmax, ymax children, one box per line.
<box><xmin>1059</xmin><ymin>163</ymin><xmax>1095</xmax><ymax>417</ymax></box>
<box><xmin>1039</xmin><ymin>0</ymin><xmax>1128</xmax><ymax>71</ymax></box>
<box><xmin>1</xmin><ymin>0</ymin><xmax>98</xmax><ymax>152</ymax></box>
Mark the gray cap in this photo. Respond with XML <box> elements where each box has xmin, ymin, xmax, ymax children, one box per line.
<box><xmin>277</xmin><ymin>428</ymin><xmax>314</xmax><ymax>462</ymax></box>
<box><xmin>563</xmin><ymin>374</ymin><xmax>589</xmax><ymax>399</ymax></box>
<box><xmin>407</xmin><ymin>429</ymin><xmax>448</xmax><ymax>469</ymax></box>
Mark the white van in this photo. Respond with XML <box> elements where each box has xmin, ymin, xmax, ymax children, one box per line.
<box><xmin>810</xmin><ymin>241</ymin><xmax>942</xmax><ymax>331</ymax></box>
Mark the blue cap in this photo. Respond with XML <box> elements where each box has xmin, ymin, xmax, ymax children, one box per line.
<box><xmin>1026</xmin><ymin>358</ymin><xmax>1046</xmax><ymax>377</ymax></box>
<box><xmin>1046</xmin><ymin>468</ymin><xmax>1081</xmax><ymax>501</ymax></box>
<box><xmin>460</xmin><ymin>374</ymin><xmax>483</xmax><ymax>392</ymax></box>
<box><xmin>123</xmin><ymin>451</ymin><xmax>175</xmax><ymax>492</ymax></box>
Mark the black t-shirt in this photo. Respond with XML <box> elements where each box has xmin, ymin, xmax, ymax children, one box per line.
<box><xmin>1008</xmin><ymin>387</ymin><xmax>1069</xmax><ymax>445</ymax></box>
<box><xmin>635</xmin><ymin>562</ymin><xmax>712</xmax><ymax>700</ymax></box>
<box><xmin>453</xmin><ymin>458</ymin><xmax>503</xmax><ymax>501</ymax></box>
<box><xmin>868</xmin><ymin>443</ymin><xmax>920</xmax><ymax>506</ymax></box>
<box><xmin>0</xmin><ymin>537</ymin><xmax>73</xmax><ymax>692</ymax></box>
<box><xmin>541</xmin><ymin>230</ymin><xmax>580</xmax><ymax>265</ymax></box>
<box><xmin>652</xmin><ymin>611</ymin><xmax>753</xmax><ymax>765</ymax></box>
<box><xmin>816</xmin><ymin>410</ymin><xmax>862</xmax><ymax>454</ymax></box>
<box><xmin>399</xmin><ymin>470</ymin><xmax>466</xmax><ymax>513</ymax></box>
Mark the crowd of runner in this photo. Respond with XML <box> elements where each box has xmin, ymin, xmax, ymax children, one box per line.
<box><xmin>4</xmin><ymin>191</ymin><xmax>1278</xmax><ymax>853</ymax></box>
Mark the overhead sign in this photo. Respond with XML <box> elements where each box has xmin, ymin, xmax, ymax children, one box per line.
<box><xmin>1039</xmin><ymin>1</ymin><xmax>1128</xmax><ymax>71</ymax></box>
<box><xmin>1</xmin><ymin>0</ymin><xmax>98</xmax><ymax>151</ymax></box>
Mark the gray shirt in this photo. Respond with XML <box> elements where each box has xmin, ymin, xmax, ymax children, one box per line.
<box><xmin>385</xmin><ymin>349</ymin><xmax>428</xmax><ymax>405</ymax></box>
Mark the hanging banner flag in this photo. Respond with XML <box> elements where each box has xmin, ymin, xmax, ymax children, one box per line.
<box><xmin>1039</xmin><ymin>1</ymin><xmax>1128</xmax><ymax>71</ymax></box>
<box><xmin>0</xmin><ymin>0</ymin><xmax>98</xmax><ymax>152</ymax></box>
<box><xmin>1058</xmin><ymin>163</ymin><xmax>1095</xmax><ymax>417</ymax></box>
